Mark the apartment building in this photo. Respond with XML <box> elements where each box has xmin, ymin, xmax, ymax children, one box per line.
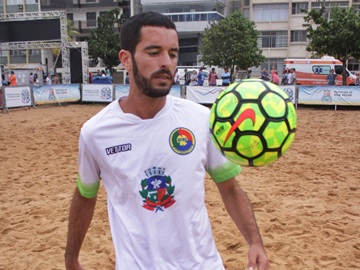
<box><xmin>243</xmin><ymin>0</ymin><xmax>360</xmax><ymax>74</ymax></box>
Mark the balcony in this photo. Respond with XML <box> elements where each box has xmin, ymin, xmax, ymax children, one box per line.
<box><xmin>165</xmin><ymin>11</ymin><xmax>224</xmax><ymax>33</ymax></box>
<box><xmin>71</xmin><ymin>20</ymin><xmax>121</xmax><ymax>35</ymax></box>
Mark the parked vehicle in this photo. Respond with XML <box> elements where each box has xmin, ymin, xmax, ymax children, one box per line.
<box><xmin>284</xmin><ymin>56</ymin><xmax>356</xmax><ymax>86</ymax></box>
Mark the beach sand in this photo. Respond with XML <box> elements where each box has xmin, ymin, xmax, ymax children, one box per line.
<box><xmin>0</xmin><ymin>103</ymin><xmax>359</xmax><ymax>269</ymax></box>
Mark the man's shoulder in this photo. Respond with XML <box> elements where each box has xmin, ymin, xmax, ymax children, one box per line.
<box><xmin>82</xmin><ymin>101</ymin><xmax>117</xmax><ymax>134</ymax></box>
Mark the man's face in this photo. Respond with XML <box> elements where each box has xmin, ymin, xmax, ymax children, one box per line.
<box><xmin>131</xmin><ymin>26</ymin><xmax>179</xmax><ymax>98</ymax></box>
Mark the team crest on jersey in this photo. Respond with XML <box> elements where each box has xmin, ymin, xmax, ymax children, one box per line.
<box><xmin>139</xmin><ymin>167</ymin><xmax>176</xmax><ymax>212</ymax></box>
<box><xmin>169</xmin><ymin>127</ymin><xmax>195</xmax><ymax>155</ymax></box>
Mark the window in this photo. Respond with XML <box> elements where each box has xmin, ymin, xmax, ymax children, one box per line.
<box><xmin>100</xmin><ymin>11</ymin><xmax>107</xmax><ymax>17</ymax></box>
<box><xmin>312</xmin><ymin>65</ymin><xmax>331</xmax><ymax>75</ymax></box>
<box><xmin>86</xmin><ymin>12</ymin><xmax>96</xmax><ymax>27</ymax></box>
<box><xmin>258</xmin><ymin>31</ymin><xmax>288</xmax><ymax>48</ymax></box>
<box><xmin>253</xmin><ymin>4</ymin><xmax>288</xmax><ymax>22</ymax></box>
<box><xmin>291</xmin><ymin>30</ymin><xmax>307</xmax><ymax>42</ymax></box>
<box><xmin>172</xmin><ymin>14</ymin><xmax>179</xmax><ymax>22</ymax></box>
<box><xmin>292</xmin><ymin>2</ymin><xmax>308</xmax><ymax>14</ymax></box>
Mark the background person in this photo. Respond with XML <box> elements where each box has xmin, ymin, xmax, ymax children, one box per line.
<box><xmin>209</xmin><ymin>67</ymin><xmax>218</xmax><ymax>86</ymax></box>
<box><xmin>197</xmin><ymin>67</ymin><xmax>205</xmax><ymax>86</ymax></box>
<box><xmin>221</xmin><ymin>67</ymin><xmax>231</xmax><ymax>86</ymax></box>
<box><xmin>326</xmin><ymin>69</ymin><xmax>337</xmax><ymax>85</ymax></box>
<box><xmin>65</xmin><ymin>11</ymin><xmax>269</xmax><ymax>270</ymax></box>
<box><xmin>189</xmin><ymin>70</ymin><xmax>198</xmax><ymax>86</ymax></box>
<box><xmin>9</xmin><ymin>71</ymin><xmax>17</xmax><ymax>86</ymax></box>
<box><xmin>260</xmin><ymin>68</ymin><xmax>269</xmax><ymax>81</ymax></box>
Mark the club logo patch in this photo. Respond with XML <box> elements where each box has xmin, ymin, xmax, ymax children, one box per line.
<box><xmin>169</xmin><ymin>127</ymin><xmax>195</xmax><ymax>155</ymax></box>
<box><xmin>139</xmin><ymin>167</ymin><xmax>175</xmax><ymax>212</ymax></box>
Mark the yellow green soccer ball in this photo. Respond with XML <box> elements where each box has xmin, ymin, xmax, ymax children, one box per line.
<box><xmin>209</xmin><ymin>79</ymin><xmax>297</xmax><ymax>166</ymax></box>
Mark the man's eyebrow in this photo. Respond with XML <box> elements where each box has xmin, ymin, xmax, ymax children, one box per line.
<box><xmin>144</xmin><ymin>45</ymin><xmax>179</xmax><ymax>52</ymax></box>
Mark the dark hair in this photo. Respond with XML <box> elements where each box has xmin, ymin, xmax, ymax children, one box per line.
<box><xmin>120</xmin><ymin>12</ymin><xmax>177</xmax><ymax>55</ymax></box>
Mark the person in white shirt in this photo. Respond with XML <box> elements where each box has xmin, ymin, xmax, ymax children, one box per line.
<box><xmin>45</xmin><ymin>74</ymin><xmax>52</xmax><ymax>85</ymax></box>
<box><xmin>65</xmin><ymin>11</ymin><xmax>269</xmax><ymax>270</ymax></box>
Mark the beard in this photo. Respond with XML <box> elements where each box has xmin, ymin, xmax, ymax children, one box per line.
<box><xmin>132</xmin><ymin>55</ymin><xmax>174</xmax><ymax>98</ymax></box>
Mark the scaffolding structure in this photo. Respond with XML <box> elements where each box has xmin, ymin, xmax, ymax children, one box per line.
<box><xmin>0</xmin><ymin>10</ymin><xmax>88</xmax><ymax>84</ymax></box>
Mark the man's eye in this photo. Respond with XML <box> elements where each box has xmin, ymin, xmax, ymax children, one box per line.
<box><xmin>148</xmin><ymin>51</ymin><xmax>159</xmax><ymax>56</ymax></box>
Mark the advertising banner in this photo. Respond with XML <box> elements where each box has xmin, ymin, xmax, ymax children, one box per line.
<box><xmin>114</xmin><ymin>85</ymin><xmax>181</xmax><ymax>100</ymax></box>
<box><xmin>279</xmin><ymin>85</ymin><xmax>296</xmax><ymax>104</ymax></box>
<box><xmin>298</xmin><ymin>86</ymin><xmax>360</xmax><ymax>105</ymax></box>
<box><xmin>186</xmin><ymin>86</ymin><xmax>225</xmax><ymax>104</ymax></box>
<box><xmin>33</xmin><ymin>84</ymin><xmax>81</xmax><ymax>105</ymax></box>
<box><xmin>3</xmin><ymin>86</ymin><xmax>32</xmax><ymax>108</ymax></box>
<box><xmin>82</xmin><ymin>84</ymin><xmax>113</xmax><ymax>103</ymax></box>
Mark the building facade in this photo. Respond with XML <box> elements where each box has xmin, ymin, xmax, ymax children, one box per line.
<box><xmin>243</xmin><ymin>0</ymin><xmax>360</xmax><ymax>74</ymax></box>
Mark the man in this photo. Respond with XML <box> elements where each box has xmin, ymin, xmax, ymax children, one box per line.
<box><xmin>260</xmin><ymin>68</ymin><xmax>269</xmax><ymax>81</ymax></box>
<box><xmin>221</xmin><ymin>67</ymin><xmax>231</xmax><ymax>86</ymax></box>
<box><xmin>287</xmin><ymin>68</ymin><xmax>297</xmax><ymax>85</ymax></box>
<box><xmin>65</xmin><ymin>12</ymin><xmax>269</xmax><ymax>270</ymax></box>
<box><xmin>197</xmin><ymin>67</ymin><xmax>205</xmax><ymax>86</ymax></box>
<box><xmin>326</xmin><ymin>69</ymin><xmax>337</xmax><ymax>85</ymax></box>
<box><xmin>9</xmin><ymin>71</ymin><xmax>17</xmax><ymax>86</ymax></box>
<box><xmin>29</xmin><ymin>72</ymin><xmax>34</xmax><ymax>85</ymax></box>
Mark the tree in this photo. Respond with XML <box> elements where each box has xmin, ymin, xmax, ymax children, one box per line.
<box><xmin>200</xmin><ymin>11</ymin><xmax>264</xmax><ymax>80</ymax></box>
<box><xmin>303</xmin><ymin>7</ymin><xmax>360</xmax><ymax>85</ymax></box>
<box><xmin>88</xmin><ymin>8</ymin><xmax>123</xmax><ymax>67</ymax></box>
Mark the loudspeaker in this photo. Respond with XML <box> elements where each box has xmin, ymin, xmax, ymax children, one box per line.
<box><xmin>70</xmin><ymin>48</ymin><xmax>82</xmax><ymax>83</ymax></box>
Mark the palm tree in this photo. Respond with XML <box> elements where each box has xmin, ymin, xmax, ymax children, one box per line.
<box><xmin>51</xmin><ymin>20</ymin><xmax>80</xmax><ymax>61</ymax></box>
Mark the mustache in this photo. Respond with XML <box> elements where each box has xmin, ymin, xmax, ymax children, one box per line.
<box><xmin>152</xmin><ymin>68</ymin><xmax>173</xmax><ymax>78</ymax></box>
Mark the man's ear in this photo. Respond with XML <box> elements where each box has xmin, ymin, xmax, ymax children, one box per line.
<box><xmin>119</xmin><ymin>50</ymin><xmax>132</xmax><ymax>70</ymax></box>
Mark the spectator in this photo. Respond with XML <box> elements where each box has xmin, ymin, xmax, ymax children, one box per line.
<box><xmin>173</xmin><ymin>68</ymin><xmax>180</xmax><ymax>85</ymax></box>
<box><xmin>287</xmin><ymin>68</ymin><xmax>296</xmax><ymax>85</ymax></box>
<box><xmin>197</xmin><ymin>67</ymin><xmax>205</xmax><ymax>86</ymax></box>
<box><xmin>53</xmin><ymin>75</ymin><xmax>60</xmax><ymax>85</ymax></box>
<box><xmin>208</xmin><ymin>67</ymin><xmax>218</xmax><ymax>86</ymax></box>
<box><xmin>45</xmin><ymin>74</ymin><xmax>52</xmax><ymax>85</ymax></box>
<box><xmin>271</xmin><ymin>69</ymin><xmax>279</xmax><ymax>85</ymax></box>
<box><xmin>355</xmin><ymin>72</ymin><xmax>359</xmax><ymax>86</ymax></box>
<box><xmin>9</xmin><ymin>71</ymin><xmax>17</xmax><ymax>86</ymax></box>
<box><xmin>281</xmin><ymin>69</ymin><xmax>288</xmax><ymax>85</ymax></box>
<box><xmin>260</xmin><ymin>68</ymin><xmax>270</xmax><ymax>81</ymax></box>
<box><xmin>221</xmin><ymin>68</ymin><xmax>231</xmax><ymax>86</ymax></box>
<box><xmin>125</xmin><ymin>72</ymin><xmax>129</xmax><ymax>84</ymax></box>
<box><xmin>29</xmin><ymin>72</ymin><xmax>34</xmax><ymax>85</ymax></box>
<box><xmin>246</xmin><ymin>68</ymin><xmax>252</xmax><ymax>79</ymax></box>
<box><xmin>326</xmin><ymin>69</ymin><xmax>337</xmax><ymax>85</ymax></box>
<box><xmin>189</xmin><ymin>70</ymin><xmax>198</xmax><ymax>86</ymax></box>
<box><xmin>33</xmin><ymin>73</ymin><xmax>40</xmax><ymax>86</ymax></box>
<box><xmin>184</xmin><ymin>68</ymin><xmax>191</xmax><ymax>85</ymax></box>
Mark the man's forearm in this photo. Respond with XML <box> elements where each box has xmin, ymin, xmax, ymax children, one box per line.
<box><xmin>65</xmin><ymin>188</ymin><xmax>97</xmax><ymax>268</ymax></box>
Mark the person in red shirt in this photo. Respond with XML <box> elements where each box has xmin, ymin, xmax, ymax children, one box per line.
<box><xmin>271</xmin><ymin>69</ymin><xmax>279</xmax><ymax>85</ymax></box>
<box><xmin>9</xmin><ymin>71</ymin><xmax>17</xmax><ymax>86</ymax></box>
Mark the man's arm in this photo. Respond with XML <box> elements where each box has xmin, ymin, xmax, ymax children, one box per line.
<box><xmin>216</xmin><ymin>177</ymin><xmax>270</xmax><ymax>270</ymax></box>
<box><xmin>65</xmin><ymin>187</ymin><xmax>97</xmax><ymax>270</ymax></box>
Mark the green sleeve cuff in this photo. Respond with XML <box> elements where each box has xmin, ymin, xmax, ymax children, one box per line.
<box><xmin>76</xmin><ymin>175</ymin><xmax>100</xmax><ymax>199</ymax></box>
<box><xmin>208</xmin><ymin>162</ymin><xmax>242</xmax><ymax>183</ymax></box>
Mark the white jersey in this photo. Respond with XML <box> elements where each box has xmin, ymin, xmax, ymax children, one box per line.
<box><xmin>77</xmin><ymin>95</ymin><xmax>241</xmax><ymax>270</ymax></box>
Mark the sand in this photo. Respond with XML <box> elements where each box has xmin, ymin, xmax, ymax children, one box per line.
<box><xmin>0</xmin><ymin>103</ymin><xmax>359</xmax><ymax>270</ymax></box>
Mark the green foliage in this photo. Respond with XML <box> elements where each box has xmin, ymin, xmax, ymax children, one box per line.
<box><xmin>200</xmin><ymin>11</ymin><xmax>264</xmax><ymax>79</ymax></box>
<box><xmin>88</xmin><ymin>9</ymin><xmax>122</xmax><ymax>67</ymax></box>
<box><xmin>303</xmin><ymin>7</ymin><xmax>360</xmax><ymax>84</ymax></box>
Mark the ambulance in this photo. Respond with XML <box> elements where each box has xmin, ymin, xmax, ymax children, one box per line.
<box><xmin>283</xmin><ymin>56</ymin><xmax>356</xmax><ymax>86</ymax></box>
